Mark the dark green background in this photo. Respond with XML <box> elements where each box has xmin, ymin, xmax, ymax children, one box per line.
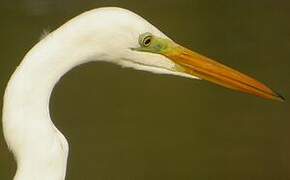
<box><xmin>0</xmin><ymin>0</ymin><xmax>289</xmax><ymax>179</ymax></box>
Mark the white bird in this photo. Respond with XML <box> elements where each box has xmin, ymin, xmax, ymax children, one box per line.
<box><xmin>2</xmin><ymin>7</ymin><xmax>283</xmax><ymax>180</ymax></box>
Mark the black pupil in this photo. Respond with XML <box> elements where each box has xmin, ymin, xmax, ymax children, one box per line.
<box><xmin>144</xmin><ymin>37</ymin><xmax>151</xmax><ymax>46</ymax></box>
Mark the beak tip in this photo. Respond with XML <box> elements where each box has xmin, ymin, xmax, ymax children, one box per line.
<box><xmin>275</xmin><ymin>92</ymin><xmax>285</xmax><ymax>102</ymax></box>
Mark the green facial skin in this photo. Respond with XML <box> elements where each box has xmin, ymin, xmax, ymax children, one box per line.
<box><xmin>131</xmin><ymin>32</ymin><xmax>187</xmax><ymax>72</ymax></box>
<box><xmin>132</xmin><ymin>32</ymin><xmax>179</xmax><ymax>55</ymax></box>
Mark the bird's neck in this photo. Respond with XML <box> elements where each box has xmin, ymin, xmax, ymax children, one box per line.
<box><xmin>2</xmin><ymin>23</ymin><xmax>101</xmax><ymax>180</ymax></box>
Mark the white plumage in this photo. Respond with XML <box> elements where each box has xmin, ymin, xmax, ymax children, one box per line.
<box><xmin>2</xmin><ymin>7</ymin><xmax>198</xmax><ymax>180</ymax></box>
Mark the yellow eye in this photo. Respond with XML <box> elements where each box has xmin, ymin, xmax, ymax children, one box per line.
<box><xmin>139</xmin><ymin>32</ymin><xmax>153</xmax><ymax>47</ymax></box>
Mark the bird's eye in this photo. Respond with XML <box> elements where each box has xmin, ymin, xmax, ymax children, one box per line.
<box><xmin>139</xmin><ymin>32</ymin><xmax>153</xmax><ymax>47</ymax></box>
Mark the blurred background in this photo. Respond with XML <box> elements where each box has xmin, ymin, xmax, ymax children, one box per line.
<box><xmin>0</xmin><ymin>0</ymin><xmax>289</xmax><ymax>179</ymax></box>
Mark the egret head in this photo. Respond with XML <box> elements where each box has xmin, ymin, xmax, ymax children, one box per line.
<box><xmin>85</xmin><ymin>7</ymin><xmax>283</xmax><ymax>101</ymax></box>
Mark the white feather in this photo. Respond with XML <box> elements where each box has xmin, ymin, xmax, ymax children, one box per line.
<box><xmin>39</xmin><ymin>29</ymin><xmax>51</xmax><ymax>40</ymax></box>
<box><xmin>3</xmin><ymin>7</ymin><xmax>199</xmax><ymax>180</ymax></box>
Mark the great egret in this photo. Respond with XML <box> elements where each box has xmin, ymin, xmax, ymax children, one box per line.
<box><xmin>2</xmin><ymin>7</ymin><xmax>283</xmax><ymax>180</ymax></box>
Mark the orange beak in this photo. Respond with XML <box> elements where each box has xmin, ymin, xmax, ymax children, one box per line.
<box><xmin>165</xmin><ymin>44</ymin><xmax>284</xmax><ymax>101</ymax></box>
